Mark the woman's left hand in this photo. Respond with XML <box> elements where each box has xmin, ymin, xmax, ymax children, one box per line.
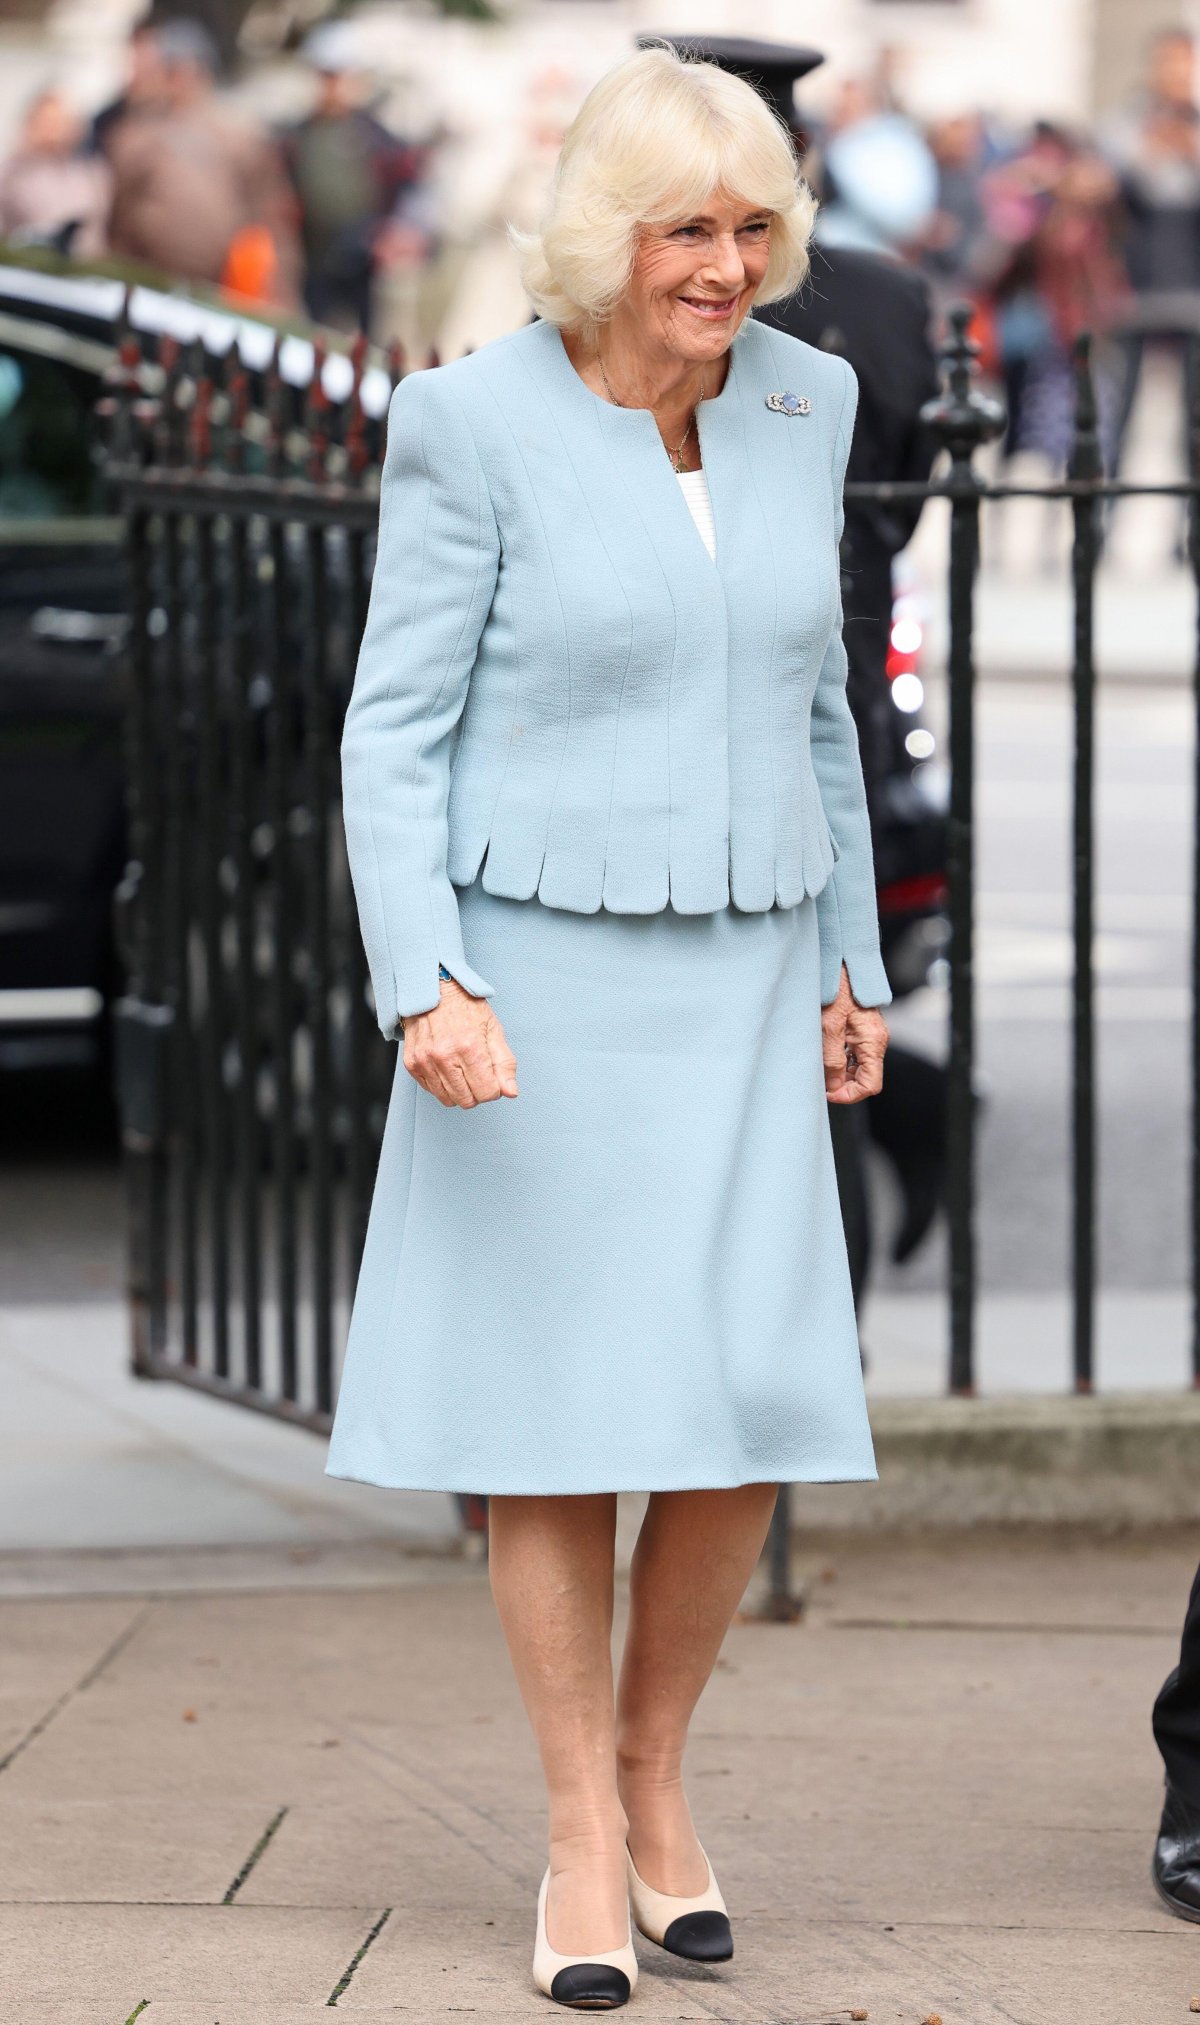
<box><xmin>822</xmin><ymin>966</ymin><xmax>888</xmax><ymax>1104</ymax></box>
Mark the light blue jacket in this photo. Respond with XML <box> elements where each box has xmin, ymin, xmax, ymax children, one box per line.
<box><xmin>342</xmin><ymin>313</ymin><xmax>892</xmax><ymax>1034</ymax></box>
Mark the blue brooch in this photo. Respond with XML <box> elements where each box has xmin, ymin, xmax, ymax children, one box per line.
<box><xmin>766</xmin><ymin>391</ymin><xmax>812</xmax><ymax>416</ymax></box>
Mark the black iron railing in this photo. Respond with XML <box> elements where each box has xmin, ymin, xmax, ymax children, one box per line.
<box><xmin>107</xmin><ymin>319</ymin><xmax>396</xmax><ymax>1430</ymax></box>
<box><xmin>847</xmin><ymin>309</ymin><xmax>1200</xmax><ymax>1401</ymax></box>
<box><xmin>105</xmin><ymin>302</ymin><xmax>1200</xmax><ymax>1446</ymax></box>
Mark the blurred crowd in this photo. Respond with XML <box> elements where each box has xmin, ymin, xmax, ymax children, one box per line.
<box><xmin>3</xmin><ymin>15</ymin><xmax>1200</xmax><ymax>466</ymax></box>
<box><xmin>0</xmin><ymin>14</ymin><xmax>434</xmax><ymax>333</ymax></box>
<box><xmin>810</xmin><ymin>28</ymin><xmax>1200</xmax><ymax>469</ymax></box>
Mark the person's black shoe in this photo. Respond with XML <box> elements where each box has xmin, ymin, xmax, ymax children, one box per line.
<box><xmin>1152</xmin><ymin>1787</ymin><xmax>1200</xmax><ymax>1922</ymax></box>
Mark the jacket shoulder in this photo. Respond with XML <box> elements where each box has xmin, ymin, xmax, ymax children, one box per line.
<box><xmin>398</xmin><ymin>323</ymin><xmax>541</xmax><ymax>404</ymax></box>
<box><xmin>386</xmin><ymin>324</ymin><xmax>551</xmax><ymax>453</ymax></box>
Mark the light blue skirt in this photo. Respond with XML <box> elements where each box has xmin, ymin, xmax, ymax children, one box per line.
<box><xmin>325</xmin><ymin>879</ymin><xmax>877</xmax><ymax>1496</ymax></box>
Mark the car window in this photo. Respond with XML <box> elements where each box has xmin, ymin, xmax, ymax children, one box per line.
<box><xmin>0</xmin><ymin>348</ymin><xmax>102</xmax><ymax>518</ymax></box>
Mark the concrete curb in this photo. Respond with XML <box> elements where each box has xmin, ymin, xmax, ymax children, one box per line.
<box><xmin>794</xmin><ymin>1391</ymin><xmax>1200</xmax><ymax>1530</ymax></box>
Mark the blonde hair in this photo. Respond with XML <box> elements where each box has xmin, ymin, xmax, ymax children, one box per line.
<box><xmin>512</xmin><ymin>46</ymin><xmax>817</xmax><ymax>339</ymax></box>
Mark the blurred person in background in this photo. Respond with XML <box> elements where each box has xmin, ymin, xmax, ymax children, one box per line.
<box><xmin>814</xmin><ymin>75</ymin><xmax>938</xmax><ymax>260</ymax></box>
<box><xmin>442</xmin><ymin>65</ymin><xmax>577</xmax><ymax>355</ymax></box>
<box><xmin>981</xmin><ymin>125</ymin><xmax>1125</xmax><ymax>468</ymax></box>
<box><xmin>106</xmin><ymin>17</ymin><xmax>300</xmax><ymax>308</ymax></box>
<box><xmin>281</xmin><ymin>21</ymin><xmax>433</xmax><ymax>333</ymax></box>
<box><xmin>90</xmin><ymin>15</ymin><xmax>167</xmax><ymax>162</ymax></box>
<box><xmin>921</xmin><ymin>113</ymin><xmax>991</xmax><ymax>305</ymax></box>
<box><xmin>867</xmin><ymin>44</ymin><xmax>912</xmax><ymax>120</ymax></box>
<box><xmin>0</xmin><ymin>87</ymin><xmax>110</xmax><ymax>258</ymax></box>
<box><xmin>1101</xmin><ymin>28</ymin><xmax>1200</xmax><ymax>469</ymax></box>
<box><xmin>648</xmin><ymin>35</ymin><xmax>945</xmax><ymax>1293</ymax></box>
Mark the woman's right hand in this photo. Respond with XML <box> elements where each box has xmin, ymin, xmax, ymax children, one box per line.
<box><xmin>402</xmin><ymin>979</ymin><xmax>519</xmax><ymax>1108</ymax></box>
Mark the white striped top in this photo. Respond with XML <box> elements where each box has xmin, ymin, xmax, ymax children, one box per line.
<box><xmin>676</xmin><ymin>466</ymin><xmax>716</xmax><ymax>561</ymax></box>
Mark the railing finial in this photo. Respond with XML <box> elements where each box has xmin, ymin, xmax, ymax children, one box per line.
<box><xmin>1188</xmin><ymin>333</ymin><xmax>1200</xmax><ymax>484</ymax></box>
<box><xmin>190</xmin><ymin>344</ymin><xmax>214</xmax><ymax>471</ymax></box>
<box><xmin>305</xmin><ymin>337</ymin><xmax>330</xmax><ymax>483</ymax></box>
<box><xmin>155</xmin><ymin>332</ymin><xmax>183</xmax><ymax>466</ymax></box>
<box><xmin>346</xmin><ymin>331</ymin><xmax>369</xmax><ymax>481</ymax></box>
<box><xmin>1068</xmin><ymin>332</ymin><xmax>1102</xmax><ymax>483</ymax></box>
<box><xmin>922</xmin><ymin>301</ymin><xmax>1006</xmax><ymax>474</ymax></box>
<box><xmin>98</xmin><ymin>284</ymin><xmax>144</xmax><ymax>464</ymax></box>
<box><xmin>265</xmin><ymin>333</ymin><xmax>287</xmax><ymax>480</ymax></box>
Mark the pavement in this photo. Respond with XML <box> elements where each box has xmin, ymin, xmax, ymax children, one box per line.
<box><xmin>1</xmin><ymin>1289</ymin><xmax>1198</xmax><ymax>2021</ymax></box>
<box><xmin>2</xmin><ymin>1307</ymin><xmax>1200</xmax><ymax>2023</ymax></box>
<box><xmin>4</xmin><ymin>1519</ymin><xmax>1198</xmax><ymax>2025</ymax></box>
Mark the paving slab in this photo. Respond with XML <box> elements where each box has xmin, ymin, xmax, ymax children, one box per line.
<box><xmin>0</xmin><ymin>1596</ymin><xmax>142</xmax><ymax>1763</ymax></box>
<box><xmin>0</xmin><ymin>1794</ymin><xmax>292</xmax><ymax>1903</ymax></box>
<box><xmin>740</xmin><ymin>1920</ymin><xmax>1200</xmax><ymax>2025</ymax></box>
<box><xmin>2</xmin><ymin>1902</ymin><xmax>382</xmax><ymax>2014</ymax></box>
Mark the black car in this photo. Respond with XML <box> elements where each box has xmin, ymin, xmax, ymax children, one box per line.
<box><xmin>0</xmin><ymin>256</ymin><xmax>389</xmax><ymax>1091</ymax></box>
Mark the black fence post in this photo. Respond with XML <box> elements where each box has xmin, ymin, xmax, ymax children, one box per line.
<box><xmin>760</xmin><ymin>1484</ymin><xmax>803</xmax><ymax>1622</ymax></box>
<box><xmin>922</xmin><ymin>306</ymin><xmax>1005</xmax><ymax>1396</ymax></box>
<box><xmin>104</xmin><ymin>304</ymin><xmax>174</xmax><ymax>1376</ymax></box>
<box><xmin>1189</xmin><ymin>336</ymin><xmax>1200</xmax><ymax>1390</ymax></box>
<box><xmin>263</xmin><ymin>338</ymin><xmax>300</xmax><ymax>1405</ymax></box>
<box><xmin>1068</xmin><ymin>336</ymin><xmax>1102</xmax><ymax>1393</ymax></box>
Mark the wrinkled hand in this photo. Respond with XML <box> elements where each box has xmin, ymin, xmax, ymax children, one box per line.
<box><xmin>822</xmin><ymin>966</ymin><xmax>888</xmax><ymax>1105</ymax></box>
<box><xmin>402</xmin><ymin>979</ymin><xmax>519</xmax><ymax>1108</ymax></box>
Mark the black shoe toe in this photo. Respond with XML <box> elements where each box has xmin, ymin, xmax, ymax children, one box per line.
<box><xmin>549</xmin><ymin>1962</ymin><xmax>632</xmax><ymax>2009</ymax></box>
<box><xmin>1152</xmin><ymin>1789</ymin><xmax>1200</xmax><ymax>1924</ymax></box>
<box><xmin>1152</xmin><ymin>1850</ymin><xmax>1200</xmax><ymax>1923</ymax></box>
<box><xmin>661</xmin><ymin>1909</ymin><xmax>734</xmax><ymax>1961</ymax></box>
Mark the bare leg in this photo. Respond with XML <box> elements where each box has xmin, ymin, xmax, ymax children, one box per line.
<box><xmin>487</xmin><ymin>1493</ymin><xmax>630</xmax><ymax>1953</ymax></box>
<box><xmin>615</xmin><ymin>1483</ymin><xmax>778</xmax><ymax>1893</ymax></box>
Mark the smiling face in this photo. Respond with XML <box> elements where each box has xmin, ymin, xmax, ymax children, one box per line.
<box><xmin>614</xmin><ymin>190</ymin><xmax>773</xmax><ymax>368</ymax></box>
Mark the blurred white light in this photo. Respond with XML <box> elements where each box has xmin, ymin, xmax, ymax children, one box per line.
<box><xmin>891</xmin><ymin>673</ymin><xmax>924</xmax><ymax>713</ymax></box>
<box><xmin>905</xmin><ymin>727</ymin><xmax>936</xmax><ymax>760</ymax></box>
<box><xmin>0</xmin><ymin>987</ymin><xmax>102</xmax><ymax>1023</ymax></box>
<box><xmin>890</xmin><ymin>616</ymin><xmax>923</xmax><ymax>656</ymax></box>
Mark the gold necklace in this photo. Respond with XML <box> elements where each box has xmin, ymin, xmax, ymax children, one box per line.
<box><xmin>597</xmin><ymin>350</ymin><xmax>703</xmax><ymax>472</ymax></box>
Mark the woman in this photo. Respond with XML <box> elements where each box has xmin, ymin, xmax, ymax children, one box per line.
<box><xmin>327</xmin><ymin>45</ymin><xmax>890</xmax><ymax>2011</ymax></box>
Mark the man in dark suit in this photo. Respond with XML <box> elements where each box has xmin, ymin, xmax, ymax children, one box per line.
<box><xmin>760</xmin><ymin>237</ymin><xmax>939</xmax><ymax>798</ymax></box>
<box><xmin>762</xmin><ymin>229</ymin><xmax>946</xmax><ymax>1292</ymax></box>
<box><xmin>643</xmin><ymin>35</ymin><xmax>946</xmax><ymax>1293</ymax></box>
<box><xmin>1153</xmin><ymin>1566</ymin><xmax>1200</xmax><ymax>1920</ymax></box>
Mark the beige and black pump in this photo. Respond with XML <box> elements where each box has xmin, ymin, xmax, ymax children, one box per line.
<box><xmin>625</xmin><ymin>1844</ymin><xmax>733</xmax><ymax>1963</ymax></box>
<box><xmin>533</xmin><ymin>1867</ymin><xmax>639</xmax><ymax>2010</ymax></box>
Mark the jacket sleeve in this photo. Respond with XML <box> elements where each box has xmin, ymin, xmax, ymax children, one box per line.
<box><xmin>341</xmin><ymin>371</ymin><xmax>501</xmax><ymax>1038</ymax></box>
<box><xmin>811</xmin><ymin>360</ymin><xmax>893</xmax><ymax>1010</ymax></box>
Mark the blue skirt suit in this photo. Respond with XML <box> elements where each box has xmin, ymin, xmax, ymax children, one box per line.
<box><xmin>325</xmin><ymin>314</ymin><xmax>892</xmax><ymax>1496</ymax></box>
